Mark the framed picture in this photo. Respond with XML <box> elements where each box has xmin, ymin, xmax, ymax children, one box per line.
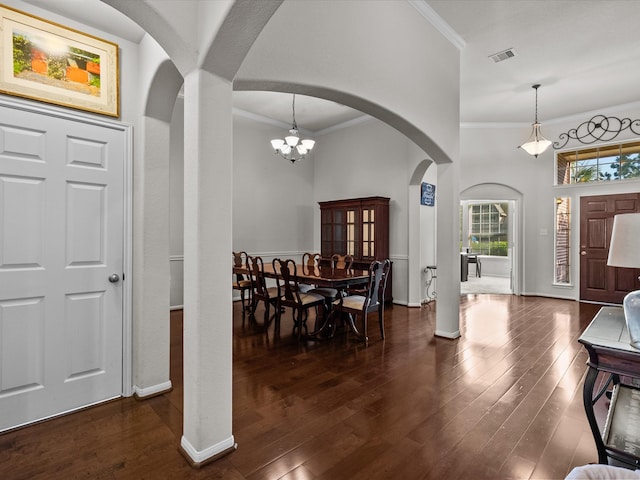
<box><xmin>0</xmin><ymin>4</ymin><xmax>119</xmax><ymax>117</ymax></box>
<box><xmin>421</xmin><ymin>182</ymin><xmax>435</xmax><ymax>206</ymax></box>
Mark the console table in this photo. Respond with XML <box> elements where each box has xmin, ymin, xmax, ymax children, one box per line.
<box><xmin>579</xmin><ymin>306</ymin><xmax>640</xmax><ymax>468</ymax></box>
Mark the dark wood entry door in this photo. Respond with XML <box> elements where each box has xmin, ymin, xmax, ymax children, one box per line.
<box><xmin>580</xmin><ymin>193</ymin><xmax>640</xmax><ymax>303</ymax></box>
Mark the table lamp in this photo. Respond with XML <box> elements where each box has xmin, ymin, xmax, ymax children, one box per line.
<box><xmin>607</xmin><ymin>213</ymin><xmax>640</xmax><ymax>349</ymax></box>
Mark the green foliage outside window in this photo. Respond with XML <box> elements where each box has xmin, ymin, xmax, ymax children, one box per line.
<box><xmin>471</xmin><ymin>240</ymin><xmax>509</xmax><ymax>256</ymax></box>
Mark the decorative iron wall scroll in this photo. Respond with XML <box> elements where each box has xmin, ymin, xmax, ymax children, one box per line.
<box><xmin>554</xmin><ymin>115</ymin><xmax>640</xmax><ymax>150</ymax></box>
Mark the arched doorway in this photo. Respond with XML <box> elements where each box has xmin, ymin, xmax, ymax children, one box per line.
<box><xmin>460</xmin><ymin>183</ymin><xmax>523</xmax><ymax>296</ymax></box>
<box><xmin>103</xmin><ymin>0</ymin><xmax>463</xmax><ymax>465</ymax></box>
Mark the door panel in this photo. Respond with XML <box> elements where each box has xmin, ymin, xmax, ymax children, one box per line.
<box><xmin>0</xmin><ymin>104</ymin><xmax>124</xmax><ymax>431</ymax></box>
<box><xmin>580</xmin><ymin>193</ymin><xmax>640</xmax><ymax>303</ymax></box>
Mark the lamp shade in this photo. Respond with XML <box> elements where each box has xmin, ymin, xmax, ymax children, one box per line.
<box><xmin>519</xmin><ymin>124</ymin><xmax>552</xmax><ymax>157</ymax></box>
<box><xmin>301</xmin><ymin>139</ymin><xmax>315</xmax><ymax>150</ymax></box>
<box><xmin>271</xmin><ymin>139</ymin><xmax>284</xmax><ymax>150</ymax></box>
<box><xmin>285</xmin><ymin>135</ymin><xmax>299</xmax><ymax>147</ymax></box>
<box><xmin>607</xmin><ymin>212</ymin><xmax>640</xmax><ymax>349</ymax></box>
<box><xmin>607</xmin><ymin>213</ymin><xmax>640</xmax><ymax>268</ymax></box>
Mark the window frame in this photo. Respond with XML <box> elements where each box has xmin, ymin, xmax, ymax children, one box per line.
<box><xmin>553</xmin><ymin>196</ymin><xmax>571</xmax><ymax>286</ymax></box>
<box><xmin>555</xmin><ymin>138</ymin><xmax>640</xmax><ymax>186</ymax></box>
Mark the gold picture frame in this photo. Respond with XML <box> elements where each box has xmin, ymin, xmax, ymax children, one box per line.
<box><xmin>0</xmin><ymin>4</ymin><xmax>119</xmax><ymax>117</ymax></box>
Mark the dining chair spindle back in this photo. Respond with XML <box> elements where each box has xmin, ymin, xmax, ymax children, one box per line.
<box><xmin>328</xmin><ymin>260</ymin><xmax>386</xmax><ymax>344</ymax></box>
<box><xmin>248</xmin><ymin>255</ymin><xmax>280</xmax><ymax>333</ymax></box>
<box><xmin>273</xmin><ymin>258</ymin><xmax>325</xmax><ymax>341</ymax></box>
<box><xmin>232</xmin><ymin>251</ymin><xmax>252</xmax><ymax>318</ymax></box>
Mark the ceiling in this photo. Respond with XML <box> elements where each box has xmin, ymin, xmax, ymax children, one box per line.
<box><xmin>23</xmin><ymin>0</ymin><xmax>640</xmax><ymax>132</ymax></box>
<box><xmin>428</xmin><ymin>0</ymin><xmax>640</xmax><ymax>124</ymax></box>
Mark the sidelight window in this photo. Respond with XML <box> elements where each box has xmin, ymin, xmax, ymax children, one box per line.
<box><xmin>554</xmin><ymin>197</ymin><xmax>571</xmax><ymax>284</ymax></box>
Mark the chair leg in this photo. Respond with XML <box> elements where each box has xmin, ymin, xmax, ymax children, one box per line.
<box><xmin>379</xmin><ymin>307</ymin><xmax>385</xmax><ymax>339</ymax></box>
<box><xmin>291</xmin><ymin>308</ymin><xmax>301</xmax><ymax>340</ymax></box>
<box><xmin>264</xmin><ymin>302</ymin><xmax>271</xmax><ymax>329</ymax></box>
<box><xmin>274</xmin><ymin>302</ymin><xmax>281</xmax><ymax>337</ymax></box>
<box><xmin>240</xmin><ymin>290</ymin><xmax>246</xmax><ymax>315</ymax></box>
<box><xmin>301</xmin><ymin>309</ymin><xmax>309</xmax><ymax>337</ymax></box>
<box><xmin>363</xmin><ymin>312</ymin><xmax>368</xmax><ymax>344</ymax></box>
<box><xmin>248</xmin><ymin>296</ymin><xmax>257</xmax><ymax>325</ymax></box>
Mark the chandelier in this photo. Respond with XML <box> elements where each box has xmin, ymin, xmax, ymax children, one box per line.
<box><xmin>270</xmin><ymin>94</ymin><xmax>315</xmax><ymax>164</ymax></box>
<box><xmin>518</xmin><ymin>84</ymin><xmax>551</xmax><ymax>158</ymax></box>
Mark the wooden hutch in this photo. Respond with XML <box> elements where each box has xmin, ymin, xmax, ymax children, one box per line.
<box><xmin>319</xmin><ymin>196</ymin><xmax>391</xmax><ymax>301</ymax></box>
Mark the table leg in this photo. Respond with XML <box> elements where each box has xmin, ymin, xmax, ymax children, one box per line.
<box><xmin>583</xmin><ymin>366</ymin><xmax>609</xmax><ymax>464</ymax></box>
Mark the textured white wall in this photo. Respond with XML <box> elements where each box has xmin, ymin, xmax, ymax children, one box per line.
<box><xmin>232</xmin><ymin>114</ymin><xmax>316</xmax><ymax>255</ymax></box>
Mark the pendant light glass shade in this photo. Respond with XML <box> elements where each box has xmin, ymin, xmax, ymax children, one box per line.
<box><xmin>519</xmin><ymin>84</ymin><xmax>551</xmax><ymax>158</ymax></box>
<box><xmin>285</xmin><ymin>134</ymin><xmax>299</xmax><ymax>147</ymax></box>
<box><xmin>520</xmin><ymin>123</ymin><xmax>552</xmax><ymax>157</ymax></box>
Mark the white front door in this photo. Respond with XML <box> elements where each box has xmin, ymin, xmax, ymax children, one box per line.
<box><xmin>0</xmin><ymin>102</ymin><xmax>125</xmax><ymax>431</ymax></box>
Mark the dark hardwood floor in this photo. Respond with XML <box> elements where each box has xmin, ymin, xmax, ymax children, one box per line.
<box><xmin>0</xmin><ymin>295</ymin><xmax>604</xmax><ymax>479</ymax></box>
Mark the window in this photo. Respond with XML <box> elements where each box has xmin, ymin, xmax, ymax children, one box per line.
<box><xmin>556</xmin><ymin>140</ymin><xmax>640</xmax><ymax>185</ymax></box>
<box><xmin>463</xmin><ymin>202</ymin><xmax>508</xmax><ymax>256</ymax></box>
<box><xmin>554</xmin><ymin>197</ymin><xmax>571</xmax><ymax>284</ymax></box>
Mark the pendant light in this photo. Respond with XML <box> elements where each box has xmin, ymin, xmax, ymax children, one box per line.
<box><xmin>519</xmin><ymin>84</ymin><xmax>551</xmax><ymax>158</ymax></box>
<box><xmin>270</xmin><ymin>94</ymin><xmax>315</xmax><ymax>164</ymax></box>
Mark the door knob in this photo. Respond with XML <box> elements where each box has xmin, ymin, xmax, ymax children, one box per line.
<box><xmin>581</xmin><ymin>251</ymin><xmax>587</xmax><ymax>256</ymax></box>
<box><xmin>108</xmin><ymin>273</ymin><xmax>120</xmax><ymax>283</ymax></box>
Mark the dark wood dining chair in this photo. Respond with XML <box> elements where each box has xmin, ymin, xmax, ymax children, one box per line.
<box><xmin>310</xmin><ymin>253</ymin><xmax>355</xmax><ymax>318</ymax></box>
<box><xmin>331</xmin><ymin>253</ymin><xmax>354</xmax><ymax>269</ymax></box>
<box><xmin>273</xmin><ymin>258</ymin><xmax>325</xmax><ymax>341</ymax></box>
<box><xmin>378</xmin><ymin>259</ymin><xmax>392</xmax><ymax>339</ymax></box>
<box><xmin>302</xmin><ymin>252</ymin><xmax>320</xmax><ymax>268</ymax></box>
<box><xmin>327</xmin><ymin>260</ymin><xmax>385</xmax><ymax>344</ymax></box>
<box><xmin>247</xmin><ymin>256</ymin><xmax>280</xmax><ymax>333</ymax></box>
<box><xmin>298</xmin><ymin>252</ymin><xmax>320</xmax><ymax>293</ymax></box>
<box><xmin>232</xmin><ymin>251</ymin><xmax>252</xmax><ymax>317</ymax></box>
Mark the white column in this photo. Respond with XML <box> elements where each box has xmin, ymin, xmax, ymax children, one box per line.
<box><xmin>435</xmin><ymin>160</ymin><xmax>461</xmax><ymax>338</ymax></box>
<box><xmin>408</xmin><ymin>183</ymin><xmax>422</xmax><ymax>307</ymax></box>
<box><xmin>132</xmin><ymin>115</ymin><xmax>172</xmax><ymax>397</ymax></box>
<box><xmin>180</xmin><ymin>69</ymin><xmax>235</xmax><ymax>464</ymax></box>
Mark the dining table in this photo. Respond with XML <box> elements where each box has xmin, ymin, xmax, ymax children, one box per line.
<box><xmin>233</xmin><ymin>261</ymin><xmax>372</xmax><ymax>338</ymax></box>
<box><xmin>233</xmin><ymin>262</ymin><xmax>371</xmax><ymax>289</ymax></box>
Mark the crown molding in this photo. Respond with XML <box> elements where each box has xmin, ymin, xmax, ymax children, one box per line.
<box><xmin>408</xmin><ymin>0</ymin><xmax>465</xmax><ymax>51</ymax></box>
<box><xmin>462</xmin><ymin>100</ymin><xmax>640</xmax><ymax>129</ymax></box>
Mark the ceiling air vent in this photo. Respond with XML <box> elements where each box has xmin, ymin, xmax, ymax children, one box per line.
<box><xmin>489</xmin><ymin>48</ymin><xmax>516</xmax><ymax>63</ymax></box>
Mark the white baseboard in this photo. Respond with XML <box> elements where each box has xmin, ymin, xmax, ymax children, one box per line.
<box><xmin>180</xmin><ymin>434</ymin><xmax>236</xmax><ymax>464</ymax></box>
<box><xmin>435</xmin><ymin>329</ymin><xmax>461</xmax><ymax>339</ymax></box>
<box><xmin>133</xmin><ymin>381</ymin><xmax>172</xmax><ymax>398</ymax></box>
